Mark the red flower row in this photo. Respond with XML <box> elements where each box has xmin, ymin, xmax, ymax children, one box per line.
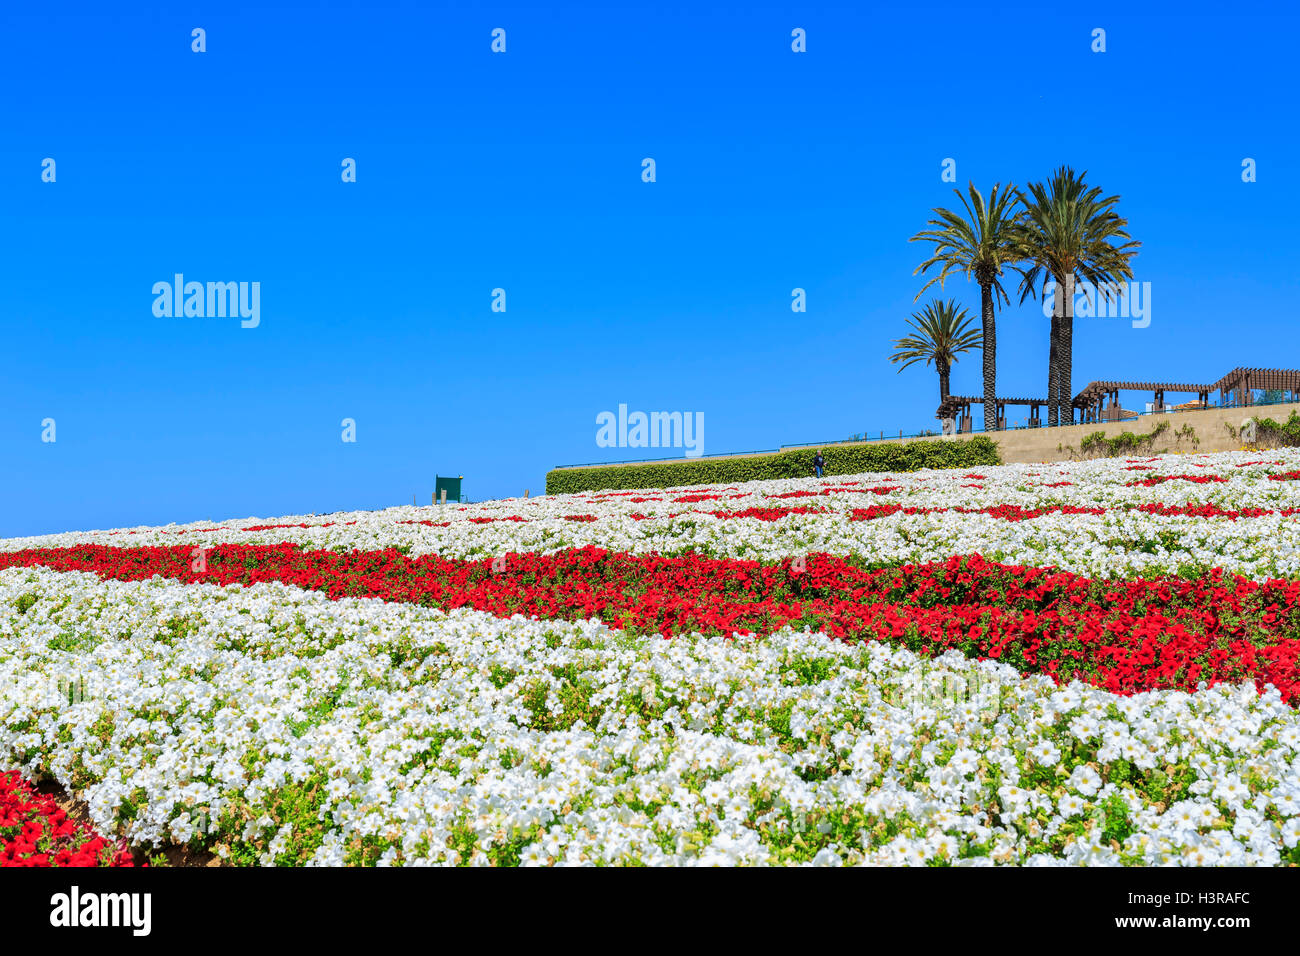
<box><xmin>0</xmin><ymin>772</ymin><xmax>135</xmax><ymax>868</ymax></box>
<box><xmin>6</xmin><ymin>545</ymin><xmax>1300</xmax><ymax>702</ymax></box>
<box><xmin>1126</xmin><ymin>474</ymin><xmax>1230</xmax><ymax>487</ymax></box>
<box><xmin>57</xmin><ymin>500</ymin><xmax>1300</xmax><ymax>541</ymax></box>
<box><xmin>107</xmin><ymin>519</ymin><xmax>360</xmax><ymax>537</ymax></box>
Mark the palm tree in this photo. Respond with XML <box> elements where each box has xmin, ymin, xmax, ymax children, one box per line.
<box><xmin>1015</xmin><ymin>167</ymin><xmax>1140</xmax><ymax>426</ymax></box>
<box><xmin>910</xmin><ymin>182</ymin><xmax>1022</xmax><ymax>431</ymax></box>
<box><xmin>888</xmin><ymin>298</ymin><xmax>982</xmax><ymax>404</ymax></box>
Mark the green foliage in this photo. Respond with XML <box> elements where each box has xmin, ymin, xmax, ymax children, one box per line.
<box><xmin>1098</xmin><ymin>792</ymin><xmax>1135</xmax><ymax>845</ymax></box>
<box><xmin>46</xmin><ymin>630</ymin><xmax>101</xmax><ymax>653</ymax></box>
<box><xmin>1079</xmin><ymin>422</ymin><xmax>1169</xmax><ymax>458</ymax></box>
<box><xmin>1253</xmin><ymin>410</ymin><xmax>1300</xmax><ymax>448</ymax></box>
<box><xmin>545</xmin><ymin>437</ymin><xmax>1000</xmax><ymax>494</ymax></box>
<box><xmin>1071</xmin><ymin>422</ymin><xmax>1198</xmax><ymax>460</ymax></box>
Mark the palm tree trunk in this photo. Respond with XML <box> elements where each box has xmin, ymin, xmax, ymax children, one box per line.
<box><xmin>980</xmin><ymin>282</ymin><xmax>996</xmax><ymax>431</ymax></box>
<box><xmin>1060</xmin><ymin>273</ymin><xmax>1075</xmax><ymax>425</ymax></box>
<box><xmin>1047</xmin><ymin>313</ymin><xmax>1060</xmax><ymax>427</ymax></box>
<box><xmin>938</xmin><ymin>356</ymin><xmax>951</xmax><ymax>404</ymax></box>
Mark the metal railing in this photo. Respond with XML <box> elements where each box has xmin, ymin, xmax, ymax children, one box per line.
<box><xmin>554</xmin><ymin>448</ymin><xmax>780</xmax><ymax>469</ymax></box>
<box><xmin>551</xmin><ymin>396</ymin><xmax>1300</xmax><ymax>469</ymax></box>
<box><xmin>783</xmin><ymin>432</ymin><xmax>941</xmax><ymax>448</ymax></box>
<box><xmin>954</xmin><ymin>394</ymin><xmax>1299</xmax><ymax>435</ymax></box>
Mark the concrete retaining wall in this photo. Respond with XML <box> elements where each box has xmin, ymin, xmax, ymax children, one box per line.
<box><xmin>986</xmin><ymin>402</ymin><xmax>1300</xmax><ymax>463</ymax></box>
<box><xmin>790</xmin><ymin>403</ymin><xmax>1300</xmax><ymax>464</ymax></box>
<box><xmin>552</xmin><ymin>403</ymin><xmax>1300</xmax><ymax>472</ymax></box>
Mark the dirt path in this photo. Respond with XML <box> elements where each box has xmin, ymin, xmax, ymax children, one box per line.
<box><xmin>35</xmin><ymin>777</ymin><xmax>225</xmax><ymax>867</ymax></box>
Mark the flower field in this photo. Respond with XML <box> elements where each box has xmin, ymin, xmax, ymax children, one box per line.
<box><xmin>1</xmin><ymin>771</ymin><xmax>136</xmax><ymax>868</ymax></box>
<box><xmin>3</xmin><ymin>450</ymin><xmax>1300</xmax><ymax>865</ymax></box>
<box><xmin>7</xmin><ymin>452</ymin><xmax>1300</xmax><ymax>579</ymax></box>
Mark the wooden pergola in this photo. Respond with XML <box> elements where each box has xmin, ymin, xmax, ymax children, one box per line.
<box><xmin>1072</xmin><ymin>367</ymin><xmax>1300</xmax><ymax>423</ymax></box>
<box><xmin>936</xmin><ymin>395</ymin><xmax>1048</xmax><ymax>433</ymax></box>
<box><xmin>934</xmin><ymin>368</ymin><xmax>1300</xmax><ymax>431</ymax></box>
<box><xmin>1211</xmin><ymin>367</ymin><xmax>1300</xmax><ymax>406</ymax></box>
<box><xmin>1072</xmin><ymin>380</ymin><xmax>1212</xmax><ymax>423</ymax></box>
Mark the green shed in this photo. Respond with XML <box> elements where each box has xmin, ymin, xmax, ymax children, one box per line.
<box><xmin>435</xmin><ymin>475</ymin><xmax>464</xmax><ymax>503</ymax></box>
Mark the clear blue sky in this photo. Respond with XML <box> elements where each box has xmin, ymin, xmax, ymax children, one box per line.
<box><xmin>3</xmin><ymin>0</ymin><xmax>1297</xmax><ymax>536</ymax></box>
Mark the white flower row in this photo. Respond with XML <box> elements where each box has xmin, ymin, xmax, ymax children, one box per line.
<box><xmin>5</xmin><ymin>449</ymin><xmax>1300</xmax><ymax>579</ymax></box>
<box><xmin>3</xmin><ymin>566</ymin><xmax>1298</xmax><ymax>866</ymax></box>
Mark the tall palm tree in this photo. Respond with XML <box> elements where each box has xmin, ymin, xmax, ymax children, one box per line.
<box><xmin>888</xmin><ymin>298</ymin><xmax>982</xmax><ymax>404</ymax></box>
<box><xmin>1015</xmin><ymin>167</ymin><xmax>1140</xmax><ymax>426</ymax></box>
<box><xmin>910</xmin><ymin>182</ymin><xmax>1022</xmax><ymax>431</ymax></box>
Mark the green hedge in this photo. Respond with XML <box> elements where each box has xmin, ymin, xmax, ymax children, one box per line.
<box><xmin>1254</xmin><ymin>410</ymin><xmax>1300</xmax><ymax>447</ymax></box>
<box><xmin>545</xmin><ymin>437</ymin><xmax>1000</xmax><ymax>495</ymax></box>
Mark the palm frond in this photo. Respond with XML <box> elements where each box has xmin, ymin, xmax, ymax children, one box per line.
<box><xmin>888</xmin><ymin>298</ymin><xmax>982</xmax><ymax>370</ymax></box>
<box><xmin>1014</xmin><ymin>165</ymin><xmax>1141</xmax><ymax>303</ymax></box>
<box><xmin>909</xmin><ymin>181</ymin><xmax>1024</xmax><ymax>304</ymax></box>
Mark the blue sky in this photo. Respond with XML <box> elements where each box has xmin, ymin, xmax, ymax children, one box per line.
<box><xmin>2</xmin><ymin>0</ymin><xmax>1297</xmax><ymax>536</ymax></box>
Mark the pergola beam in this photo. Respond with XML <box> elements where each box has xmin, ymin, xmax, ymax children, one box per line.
<box><xmin>936</xmin><ymin>395</ymin><xmax>1048</xmax><ymax>430</ymax></box>
<box><xmin>934</xmin><ymin>368</ymin><xmax>1300</xmax><ymax>431</ymax></box>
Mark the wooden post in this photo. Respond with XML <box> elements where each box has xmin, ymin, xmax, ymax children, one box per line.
<box><xmin>440</xmin><ymin>489</ymin><xmax>447</xmax><ymax>505</ymax></box>
<box><xmin>525</xmin><ymin>489</ymin><xmax>530</xmax><ymax>498</ymax></box>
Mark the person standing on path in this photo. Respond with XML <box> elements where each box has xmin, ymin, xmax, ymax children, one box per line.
<box><xmin>813</xmin><ymin>452</ymin><xmax>825</xmax><ymax>478</ymax></box>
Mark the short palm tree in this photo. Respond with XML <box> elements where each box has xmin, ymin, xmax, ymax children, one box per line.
<box><xmin>910</xmin><ymin>182</ymin><xmax>1022</xmax><ymax>431</ymax></box>
<box><xmin>1014</xmin><ymin>167</ymin><xmax>1140</xmax><ymax>426</ymax></box>
<box><xmin>888</xmin><ymin>298</ymin><xmax>982</xmax><ymax>404</ymax></box>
